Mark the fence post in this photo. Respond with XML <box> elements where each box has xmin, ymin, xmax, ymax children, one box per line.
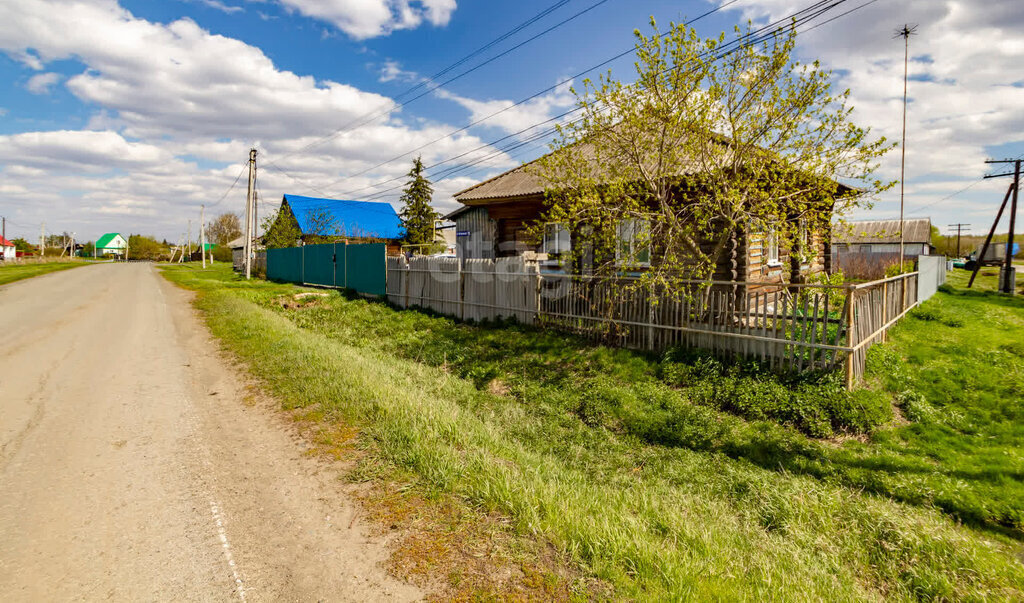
<box><xmin>881</xmin><ymin>280</ymin><xmax>888</xmax><ymax>343</ymax></box>
<box><xmin>459</xmin><ymin>262</ymin><xmax>465</xmax><ymax>321</ymax></box>
<box><xmin>844</xmin><ymin>285</ymin><xmax>856</xmax><ymax>390</ymax></box>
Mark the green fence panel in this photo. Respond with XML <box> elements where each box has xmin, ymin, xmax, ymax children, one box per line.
<box><xmin>302</xmin><ymin>243</ymin><xmax>336</xmax><ymax>287</ymax></box>
<box><xmin>267</xmin><ymin>247</ymin><xmax>303</xmax><ymax>283</ymax></box>
<box><xmin>335</xmin><ymin>242</ymin><xmax>347</xmax><ymax>288</ymax></box>
<box><xmin>345</xmin><ymin>243</ymin><xmax>386</xmax><ymax>296</ymax></box>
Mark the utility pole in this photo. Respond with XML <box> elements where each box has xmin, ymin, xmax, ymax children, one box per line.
<box><xmin>186</xmin><ymin>219</ymin><xmax>192</xmax><ymax>261</ymax></box>
<box><xmin>948</xmin><ymin>223</ymin><xmax>970</xmax><ymax>257</ymax></box>
<box><xmin>200</xmin><ymin>204</ymin><xmax>207</xmax><ymax>269</ymax></box>
<box><xmin>895</xmin><ymin>24</ymin><xmax>917</xmax><ymax>268</ymax></box>
<box><xmin>244</xmin><ymin>148</ymin><xmax>257</xmax><ymax>280</ymax></box>
<box><xmin>969</xmin><ymin>159</ymin><xmax>1021</xmax><ymax>292</ymax></box>
<box><xmin>40</xmin><ymin>223</ymin><xmax>45</xmax><ymax>257</ymax></box>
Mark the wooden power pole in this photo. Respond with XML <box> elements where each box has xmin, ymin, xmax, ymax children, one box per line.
<box><xmin>244</xmin><ymin>148</ymin><xmax>257</xmax><ymax>280</ymax></box>
<box><xmin>200</xmin><ymin>204</ymin><xmax>207</xmax><ymax>269</ymax></box>
<box><xmin>948</xmin><ymin>223</ymin><xmax>970</xmax><ymax>257</ymax></box>
<box><xmin>969</xmin><ymin>159</ymin><xmax>1021</xmax><ymax>292</ymax></box>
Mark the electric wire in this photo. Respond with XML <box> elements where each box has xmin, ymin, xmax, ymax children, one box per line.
<box><xmin>263</xmin><ymin>0</ymin><xmax>614</xmax><ymax>168</ymax></box>
<box><xmin>337</xmin><ymin>0</ymin><xmax>861</xmax><ymax>204</ymax></box>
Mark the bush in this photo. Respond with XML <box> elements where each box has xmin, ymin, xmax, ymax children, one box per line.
<box><xmin>885</xmin><ymin>260</ymin><xmax>915</xmax><ymax>277</ymax></box>
<box><xmin>212</xmin><ymin>246</ymin><xmax>233</xmax><ymax>262</ymax></box>
<box><xmin>658</xmin><ymin>349</ymin><xmax>892</xmax><ymax>437</ymax></box>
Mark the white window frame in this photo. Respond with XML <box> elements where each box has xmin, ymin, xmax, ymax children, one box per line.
<box><xmin>765</xmin><ymin>227</ymin><xmax>781</xmax><ymax>267</ymax></box>
<box><xmin>541</xmin><ymin>222</ymin><xmax>571</xmax><ymax>257</ymax></box>
<box><xmin>616</xmin><ymin>218</ymin><xmax>651</xmax><ymax>267</ymax></box>
<box><xmin>798</xmin><ymin>219</ymin><xmax>812</xmax><ymax>270</ymax></box>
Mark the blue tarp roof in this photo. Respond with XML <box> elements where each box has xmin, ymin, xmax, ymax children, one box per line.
<box><xmin>283</xmin><ymin>194</ymin><xmax>404</xmax><ymax>240</ymax></box>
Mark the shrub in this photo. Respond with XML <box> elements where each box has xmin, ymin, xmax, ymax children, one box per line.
<box><xmin>212</xmin><ymin>246</ymin><xmax>233</xmax><ymax>262</ymax></box>
<box><xmin>658</xmin><ymin>349</ymin><xmax>892</xmax><ymax>437</ymax></box>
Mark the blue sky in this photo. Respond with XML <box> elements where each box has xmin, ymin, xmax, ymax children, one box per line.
<box><xmin>0</xmin><ymin>0</ymin><xmax>1022</xmax><ymax>243</ymax></box>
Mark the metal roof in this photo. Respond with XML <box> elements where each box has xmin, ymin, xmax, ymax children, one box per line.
<box><xmin>95</xmin><ymin>233</ymin><xmax>125</xmax><ymax>248</ymax></box>
<box><xmin>833</xmin><ymin>218</ymin><xmax>932</xmax><ymax>244</ymax></box>
<box><xmin>282</xmin><ymin>194</ymin><xmax>404</xmax><ymax>240</ymax></box>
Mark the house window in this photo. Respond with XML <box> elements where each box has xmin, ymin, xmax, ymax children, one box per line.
<box><xmin>798</xmin><ymin>219</ymin><xmax>813</xmax><ymax>270</ymax></box>
<box><xmin>765</xmin><ymin>227</ymin><xmax>780</xmax><ymax>266</ymax></box>
<box><xmin>542</xmin><ymin>222</ymin><xmax>571</xmax><ymax>256</ymax></box>
<box><xmin>616</xmin><ymin>218</ymin><xmax>651</xmax><ymax>266</ymax></box>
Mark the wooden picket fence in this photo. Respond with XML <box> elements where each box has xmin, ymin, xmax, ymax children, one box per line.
<box><xmin>385</xmin><ymin>256</ymin><xmax>921</xmax><ymax>386</ymax></box>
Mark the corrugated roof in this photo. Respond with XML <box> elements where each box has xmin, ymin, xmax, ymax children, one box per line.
<box><xmin>0</xmin><ymin>236</ymin><xmax>14</xmax><ymax>247</ymax></box>
<box><xmin>282</xmin><ymin>194</ymin><xmax>404</xmax><ymax>240</ymax></box>
<box><xmin>833</xmin><ymin>218</ymin><xmax>932</xmax><ymax>244</ymax></box>
<box><xmin>453</xmin><ymin>155</ymin><xmax>548</xmax><ymax>202</ymax></box>
<box><xmin>95</xmin><ymin>233</ymin><xmax>124</xmax><ymax>248</ymax></box>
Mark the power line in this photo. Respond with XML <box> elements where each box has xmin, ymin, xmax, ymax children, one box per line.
<box><xmin>262</xmin><ymin>0</ymin><xmax>615</xmax><ymax>169</ymax></box>
<box><xmin>260</xmin><ymin>0</ymin><xmax>858</xmax><ymax>212</ymax></box>
<box><xmin>306</xmin><ymin>0</ymin><xmax>751</xmax><ymax>195</ymax></box>
<box><xmin>336</xmin><ymin>0</ymin><xmax>861</xmax><ymax>203</ymax></box>
<box><xmin>211</xmin><ymin>162</ymin><xmax>249</xmax><ymax>207</ymax></box>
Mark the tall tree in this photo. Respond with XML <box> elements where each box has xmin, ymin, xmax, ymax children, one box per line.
<box><xmin>398</xmin><ymin>157</ymin><xmax>439</xmax><ymax>246</ymax></box>
<box><xmin>207</xmin><ymin>212</ymin><xmax>242</xmax><ymax>246</ymax></box>
<box><xmin>536</xmin><ymin>20</ymin><xmax>893</xmax><ymax>289</ymax></box>
<box><xmin>262</xmin><ymin>206</ymin><xmax>302</xmax><ymax>249</ymax></box>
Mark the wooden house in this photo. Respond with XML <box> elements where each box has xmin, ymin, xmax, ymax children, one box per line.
<box><xmin>446</xmin><ymin>155</ymin><xmax>836</xmax><ymax>287</ymax></box>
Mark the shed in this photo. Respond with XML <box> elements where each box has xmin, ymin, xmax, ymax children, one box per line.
<box><xmin>832</xmin><ymin>219</ymin><xmax>932</xmax><ymax>257</ymax></box>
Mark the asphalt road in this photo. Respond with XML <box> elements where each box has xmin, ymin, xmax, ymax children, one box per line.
<box><xmin>0</xmin><ymin>263</ymin><xmax>420</xmax><ymax>601</ymax></box>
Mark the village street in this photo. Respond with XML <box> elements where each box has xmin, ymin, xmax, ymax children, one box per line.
<box><xmin>0</xmin><ymin>263</ymin><xmax>420</xmax><ymax>601</ymax></box>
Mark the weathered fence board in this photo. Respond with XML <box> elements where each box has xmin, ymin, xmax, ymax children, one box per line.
<box><xmin>379</xmin><ymin>258</ymin><xmax>923</xmax><ymax>386</ymax></box>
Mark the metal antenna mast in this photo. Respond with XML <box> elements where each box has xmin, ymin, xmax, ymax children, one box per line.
<box><xmin>895</xmin><ymin>24</ymin><xmax>917</xmax><ymax>268</ymax></box>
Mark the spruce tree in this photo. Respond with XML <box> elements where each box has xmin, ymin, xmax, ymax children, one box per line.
<box><xmin>398</xmin><ymin>156</ymin><xmax>439</xmax><ymax>246</ymax></box>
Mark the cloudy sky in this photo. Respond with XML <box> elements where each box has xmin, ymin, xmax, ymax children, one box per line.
<box><xmin>0</xmin><ymin>0</ymin><xmax>1021</xmax><ymax>243</ymax></box>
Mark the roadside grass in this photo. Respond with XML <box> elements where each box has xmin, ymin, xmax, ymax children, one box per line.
<box><xmin>0</xmin><ymin>260</ymin><xmax>90</xmax><ymax>286</ymax></box>
<box><xmin>162</xmin><ymin>263</ymin><xmax>1024</xmax><ymax>600</ymax></box>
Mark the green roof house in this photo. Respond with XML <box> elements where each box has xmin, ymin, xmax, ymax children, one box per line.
<box><xmin>95</xmin><ymin>233</ymin><xmax>127</xmax><ymax>257</ymax></box>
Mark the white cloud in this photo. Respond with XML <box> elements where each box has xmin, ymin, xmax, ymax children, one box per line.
<box><xmin>276</xmin><ymin>0</ymin><xmax>456</xmax><ymax>39</ymax></box>
<box><xmin>716</xmin><ymin>0</ymin><xmax>1024</xmax><ymax>224</ymax></box>
<box><xmin>25</xmin><ymin>72</ymin><xmax>61</xmax><ymax>94</ymax></box>
<box><xmin>434</xmin><ymin>78</ymin><xmax>576</xmax><ymax>138</ymax></box>
<box><xmin>0</xmin><ymin>130</ymin><xmax>170</xmax><ymax>171</ymax></box>
<box><xmin>0</xmin><ymin>0</ymin><xmax>513</xmax><ymax>241</ymax></box>
<box><xmin>378</xmin><ymin>59</ymin><xmax>420</xmax><ymax>83</ymax></box>
<box><xmin>186</xmin><ymin>0</ymin><xmax>244</xmax><ymax>14</ymax></box>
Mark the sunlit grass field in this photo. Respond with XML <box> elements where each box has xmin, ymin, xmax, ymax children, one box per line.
<box><xmin>162</xmin><ymin>262</ymin><xmax>1024</xmax><ymax>601</ymax></box>
<box><xmin>0</xmin><ymin>260</ymin><xmax>90</xmax><ymax>286</ymax></box>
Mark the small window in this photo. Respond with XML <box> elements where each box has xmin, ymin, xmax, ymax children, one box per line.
<box><xmin>542</xmin><ymin>222</ymin><xmax>571</xmax><ymax>256</ymax></box>
<box><xmin>798</xmin><ymin>219</ymin><xmax>812</xmax><ymax>269</ymax></box>
<box><xmin>765</xmin><ymin>228</ymin><xmax>780</xmax><ymax>266</ymax></box>
<box><xmin>616</xmin><ymin>218</ymin><xmax>651</xmax><ymax>266</ymax></box>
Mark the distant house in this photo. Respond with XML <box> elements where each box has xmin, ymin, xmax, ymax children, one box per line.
<box><xmin>95</xmin><ymin>233</ymin><xmax>128</xmax><ymax>258</ymax></box>
<box><xmin>0</xmin><ymin>236</ymin><xmax>15</xmax><ymax>261</ymax></box>
<box><xmin>832</xmin><ymin>219</ymin><xmax>932</xmax><ymax>258</ymax></box>
<box><xmin>267</xmin><ymin>194</ymin><xmax>404</xmax><ymax>253</ymax></box>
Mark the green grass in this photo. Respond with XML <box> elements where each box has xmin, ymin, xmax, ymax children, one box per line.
<box><xmin>0</xmin><ymin>260</ymin><xmax>90</xmax><ymax>286</ymax></box>
<box><xmin>161</xmin><ymin>263</ymin><xmax>1024</xmax><ymax>601</ymax></box>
